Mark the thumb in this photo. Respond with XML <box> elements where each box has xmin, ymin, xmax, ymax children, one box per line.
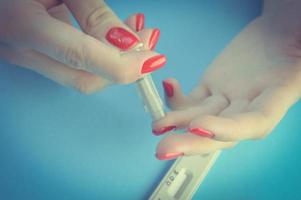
<box><xmin>63</xmin><ymin>0</ymin><xmax>139</xmax><ymax>50</ymax></box>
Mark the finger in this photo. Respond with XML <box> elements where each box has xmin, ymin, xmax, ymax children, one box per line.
<box><xmin>6</xmin><ymin>6</ymin><xmax>166</xmax><ymax>84</ymax></box>
<box><xmin>136</xmin><ymin>28</ymin><xmax>160</xmax><ymax>51</ymax></box>
<box><xmin>35</xmin><ymin>0</ymin><xmax>63</xmax><ymax>9</ymax></box>
<box><xmin>163</xmin><ymin>78</ymin><xmax>211</xmax><ymax>110</ymax></box>
<box><xmin>48</xmin><ymin>4</ymin><xmax>72</xmax><ymax>25</ymax></box>
<box><xmin>155</xmin><ymin>133</ymin><xmax>236</xmax><ymax>160</ymax></box>
<box><xmin>125</xmin><ymin>13</ymin><xmax>161</xmax><ymax>50</ymax></box>
<box><xmin>125</xmin><ymin>13</ymin><xmax>145</xmax><ymax>32</ymax></box>
<box><xmin>188</xmin><ymin>83</ymin><xmax>213</xmax><ymax>104</ymax></box>
<box><xmin>163</xmin><ymin>78</ymin><xmax>188</xmax><ymax>110</ymax></box>
<box><xmin>188</xmin><ymin>86</ymin><xmax>299</xmax><ymax>141</ymax></box>
<box><xmin>124</xmin><ymin>13</ymin><xmax>161</xmax><ymax>51</ymax></box>
<box><xmin>63</xmin><ymin>0</ymin><xmax>140</xmax><ymax>50</ymax></box>
<box><xmin>0</xmin><ymin>44</ymin><xmax>110</xmax><ymax>94</ymax></box>
<box><xmin>152</xmin><ymin>95</ymin><xmax>229</xmax><ymax>135</ymax></box>
<box><xmin>219</xmin><ymin>100</ymin><xmax>249</xmax><ymax>117</ymax></box>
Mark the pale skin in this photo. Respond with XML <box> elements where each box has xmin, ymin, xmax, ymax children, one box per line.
<box><xmin>0</xmin><ymin>0</ymin><xmax>163</xmax><ymax>93</ymax></box>
<box><xmin>154</xmin><ymin>0</ymin><xmax>301</xmax><ymax>158</ymax></box>
<box><xmin>0</xmin><ymin>0</ymin><xmax>300</xmax><ymax>160</ymax></box>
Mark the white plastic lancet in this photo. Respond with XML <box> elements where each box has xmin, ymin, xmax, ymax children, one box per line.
<box><xmin>130</xmin><ymin>43</ymin><xmax>221</xmax><ymax>200</ymax></box>
<box><xmin>132</xmin><ymin>43</ymin><xmax>165</xmax><ymax>121</ymax></box>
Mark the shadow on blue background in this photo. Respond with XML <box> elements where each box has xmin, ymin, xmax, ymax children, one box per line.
<box><xmin>1</xmin><ymin>0</ymin><xmax>300</xmax><ymax>199</ymax></box>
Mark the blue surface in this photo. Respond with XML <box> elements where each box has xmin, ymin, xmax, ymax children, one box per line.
<box><xmin>1</xmin><ymin>0</ymin><xmax>300</xmax><ymax>199</ymax></box>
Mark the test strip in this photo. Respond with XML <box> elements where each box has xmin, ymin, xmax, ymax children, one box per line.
<box><xmin>167</xmin><ymin>168</ymin><xmax>190</xmax><ymax>197</ymax></box>
<box><xmin>149</xmin><ymin>152</ymin><xmax>221</xmax><ymax>200</ymax></box>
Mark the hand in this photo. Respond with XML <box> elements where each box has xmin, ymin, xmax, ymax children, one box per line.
<box><xmin>0</xmin><ymin>0</ymin><xmax>166</xmax><ymax>94</ymax></box>
<box><xmin>153</xmin><ymin>2</ymin><xmax>301</xmax><ymax>160</ymax></box>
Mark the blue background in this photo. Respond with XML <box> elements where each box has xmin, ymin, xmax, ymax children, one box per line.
<box><xmin>1</xmin><ymin>0</ymin><xmax>300</xmax><ymax>199</ymax></box>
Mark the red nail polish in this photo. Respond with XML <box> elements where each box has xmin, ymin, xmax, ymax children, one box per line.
<box><xmin>152</xmin><ymin>126</ymin><xmax>176</xmax><ymax>136</ymax></box>
<box><xmin>141</xmin><ymin>55</ymin><xmax>166</xmax><ymax>74</ymax></box>
<box><xmin>106</xmin><ymin>27</ymin><xmax>139</xmax><ymax>50</ymax></box>
<box><xmin>156</xmin><ymin>152</ymin><xmax>184</xmax><ymax>160</ymax></box>
<box><xmin>162</xmin><ymin>80</ymin><xmax>174</xmax><ymax>98</ymax></box>
<box><xmin>149</xmin><ymin>28</ymin><xmax>160</xmax><ymax>50</ymax></box>
<box><xmin>188</xmin><ymin>128</ymin><xmax>215</xmax><ymax>138</ymax></box>
<box><xmin>136</xmin><ymin>13</ymin><xmax>145</xmax><ymax>32</ymax></box>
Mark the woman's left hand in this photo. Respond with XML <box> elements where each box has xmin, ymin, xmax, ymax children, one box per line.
<box><xmin>152</xmin><ymin>10</ymin><xmax>301</xmax><ymax>160</ymax></box>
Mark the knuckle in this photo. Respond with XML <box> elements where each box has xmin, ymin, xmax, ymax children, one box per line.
<box><xmin>85</xmin><ymin>4</ymin><xmax>112</xmax><ymax>34</ymax></box>
<box><xmin>112</xmin><ymin>67</ymin><xmax>137</xmax><ymax>84</ymax></box>
<box><xmin>62</xmin><ymin>37</ymin><xmax>89</xmax><ymax>70</ymax></box>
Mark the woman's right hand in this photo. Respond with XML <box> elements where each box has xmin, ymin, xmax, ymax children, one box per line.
<box><xmin>0</xmin><ymin>0</ymin><xmax>166</xmax><ymax>94</ymax></box>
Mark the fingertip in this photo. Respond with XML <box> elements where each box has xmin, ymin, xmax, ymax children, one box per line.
<box><xmin>188</xmin><ymin>115</ymin><xmax>218</xmax><ymax>138</ymax></box>
<box><xmin>162</xmin><ymin>78</ymin><xmax>191</xmax><ymax>110</ymax></box>
<box><xmin>188</xmin><ymin>115</ymin><xmax>239</xmax><ymax>142</ymax></box>
<box><xmin>136</xmin><ymin>28</ymin><xmax>160</xmax><ymax>50</ymax></box>
<box><xmin>136</xmin><ymin>13</ymin><xmax>145</xmax><ymax>31</ymax></box>
<box><xmin>151</xmin><ymin>111</ymin><xmax>178</xmax><ymax>133</ymax></box>
<box><xmin>163</xmin><ymin>77</ymin><xmax>179</xmax><ymax>85</ymax></box>
<box><xmin>162</xmin><ymin>78</ymin><xmax>180</xmax><ymax>98</ymax></box>
<box><xmin>149</xmin><ymin>28</ymin><xmax>160</xmax><ymax>50</ymax></box>
<box><xmin>105</xmin><ymin>27</ymin><xmax>139</xmax><ymax>50</ymax></box>
<box><xmin>155</xmin><ymin>152</ymin><xmax>184</xmax><ymax>160</ymax></box>
<box><xmin>155</xmin><ymin>135</ymin><xmax>185</xmax><ymax>160</ymax></box>
<box><xmin>141</xmin><ymin>54</ymin><xmax>166</xmax><ymax>74</ymax></box>
<box><xmin>125</xmin><ymin>13</ymin><xmax>145</xmax><ymax>32</ymax></box>
<box><xmin>187</xmin><ymin>127</ymin><xmax>215</xmax><ymax>138</ymax></box>
<box><xmin>158</xmin><ymin>133</ymin><xmax>235</xmax><ymax>157</ymax></box>
<box><xmin>152</xmin><ymin>125</ymin><xmax>176</xmax><ymax>136</ymax></box>
<box><xmin>117</xmin><ymin>51</ymin><xmax>166</xmax><ymax>83</ymax></box>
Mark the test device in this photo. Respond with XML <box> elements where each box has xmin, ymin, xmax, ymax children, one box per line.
<box><xmin>132</xmin><ymin>43</ymin><xmax>221</xmax><ymax>200</ymax></box>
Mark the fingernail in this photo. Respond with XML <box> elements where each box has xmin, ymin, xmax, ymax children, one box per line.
<box><xmin>141</xmin><ymin>54</ymin><xmax>166</xmax><ymax>74</ymax></box>
<box><xmin>188</xmin><ymin>127</ymin><xmax>215</xmax><ymax>138</ymax></box>
<box><xmin>136</xmin><ymin>13</ymin><xmax>145</xmax><ymax>32</ymax></box>
<box><xmin>149</xmin><ymin>28</ymin><xmax>160</xmax><ymax>50</ymax></box>
<box><xmin>152</xmin><ymin>126</ymin><xmax>176</xmax><ymax>136</ymax></box>
<box><xmin>162</xmin><ymin>80</ymin><xmax>174</xmax><ymax>98</ymax></box>
<box><xmin>156</xmin><ymin>152</ymin><xmax>184</xmax><ymax>160</ymax></box>
<box><xmin>106</xmin><ymin>27</ymin><xmax>139</xmax><ymax>50</ymax></box>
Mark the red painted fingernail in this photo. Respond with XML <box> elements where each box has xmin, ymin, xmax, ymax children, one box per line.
<box><xmin>162</xmin><ymin>80</ymin><xmax>174</xmax><ymax>98</ymax></box>
<box><xmin>156</xmin><ymin>152</ymin><xmax>184</xmax><ymax>160</ymax></box>
<box><xmin>149</xmin><ymin>28</ymin><xmax>160</xmax><ymax>50</ymax></box>
<box><xmin>136</xmin><ymin>13</ymin><xmax>145</xmax><ymax>32</ymax></box>
<box><xmin>188</xmin><ymin>128</ymin><xmax>215</xmax><ymax>138</ymax></box>
<box><xmin>106</xmin><ymin>27</ymin><xmax>139</xmax><ymax>50</ymax></box>
<box><xmin>141</xmin><ymin>54</ymin><xmax>166</xmax><ymax>74</ymax></box>
<box><xmin>152</xmin><ymin>126</ymin><xmax>176</xmax><ymax>136</ymax></box>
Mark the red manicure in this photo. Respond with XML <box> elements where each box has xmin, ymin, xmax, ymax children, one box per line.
<box><xmin>188</xmin><ymin>128</ymin><xmax>215</xmax><ymax>138</ymax></box>
<box><xmin>136</xmin><ymin>13</ymin><xmax>145</xmax><ymax>32</ymax></box>
<box><xmin>149</xmin><ymin>28</ymin><xmax>160</xmax><ymax>50</ymax></box>
<box><xmin>156</xmin><ymin>152</ymin><xmax>184</xmax><ymax>160</ymax></box>
<box><xmin>162</xmin><ymin>80</ymin><xmax>174</xmax><ymax>98</ymax></box>
<box><xmin>141</xmin><ymin>55</ymin><xmax>166</xmax><ymax>74</ymax></box>
<box><xmin>152</xmin><ymin>126</ymin><xmax>176</xmax><ymax>136</ymax></box>
<box><xmin>106</xmin><ymin>27</ymin><xmax>139</xmax><ymax>50</ymax></box>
